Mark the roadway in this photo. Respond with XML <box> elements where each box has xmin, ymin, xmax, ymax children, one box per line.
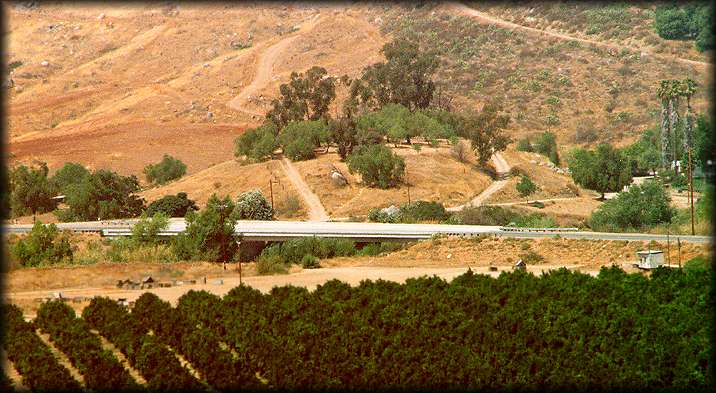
<box><xmin>3</xmin><ymin>219</ymin><xmax>711</xmax><ymax>244</ymax></box>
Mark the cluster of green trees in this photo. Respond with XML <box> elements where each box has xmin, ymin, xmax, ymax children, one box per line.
<box><xmin>235</xmin><ymin>38</ymin><xmax>512</xmax><ymax>189</ymax></box>
<box><xmin>61</xmin><ymin>266</ymin><xmax>708</xmax><ymax>390</ymax></box>
<box><xmin>654</xmin><ymin>2</ymin><xmax>714</xmax><ymax>52</ymax></box>
<box><xmin>368</xmin><ymin>200</ymin><xmax>449</xmax><ymax>223</ymax></box>
<box><xmin>9</xmin><ymin>155</ymin><xmax>190</xmax><ymax>221</ymax></box>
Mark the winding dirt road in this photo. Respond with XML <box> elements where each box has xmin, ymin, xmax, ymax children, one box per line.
<box><xmin>447</xmin><ymin>152</ymin><xmax>511</xmax><ymax>211</ymax></box>
<box><xmin>446</xmin><ymin>1</ymin><xmax>710</xmax><ymax>69</ymax></box>
<box><xmin>227</xmin><ymin>14</ymin><xmax>323</xmax><ymax>117</ymax></box>
<box><xmin>280</xmin><ymin>157</ymin><xmax>330</xmax><ymax>221</ymax></box>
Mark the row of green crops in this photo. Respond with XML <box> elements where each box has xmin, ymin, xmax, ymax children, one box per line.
<box><xmin>81</xmin><ymin>297</ymin><xmax>202</xmax><ymax>392</ymax></box>
<box><xmin>3</xmin><ymin>304</ymin><xmax>82</xmax><ymax>392</ymax></box>
<box><xmin>4</xmin><ymin>266</ymin><xmax>713</xmax><ymax>391</ymax></box>
<box><xmin>34</xmin><ymin>301</ymin><xmax>138</xmax><ymax>391</ymax></box>
<box><xmin>170</xmin><ymin>267</ymin><xmax>714</xmax><ymax>390</ymax></box>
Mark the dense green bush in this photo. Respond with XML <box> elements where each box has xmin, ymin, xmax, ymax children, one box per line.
<box><xmin>10</xmin><ymin>162</ymin><xmax>58</xmax><ymax>218</ymax></box>
<box><xmin>516</xmin><ymin>137</ymin><xmax>533</xmax><ymax>152</ymax></box>
<box><xmin>516</xmin><ymin>175</ymin><xmax>538</xmax><ymax>199</ymax></box>
<box><xmin>130</xmin><ymin>212</ymin><xmax>169</xmax><ymax>244</ymax></box>
<box><xmin>369</xmin><ymin>201</ymin><xmax>448</xmax><ymax>223</ymax></box>
<box><xmin>145</xmin><ymin>192</ymin><xmax>198</xmax><ymax>217</ymax></box>
<box><xmin>234</xmin><ymin>122</ymin><xmax>279</xmax><ymax>162</ymax></box>
<box><xmin>457</xmin><ymin>206</ymin><xmax>519</xmax><ymax>226</ymax></box>
<box><xmin>50</xmin><ymin>162</ymin><xmax>90</xmax><ymax>194</ymax></box>
<box><xmin>589</xmin><ymin>180</ymin><xmax>674</xmax><ymax>232</ymax></box>
<box><xmin>11</xmin><ymin>221</ymin><xmax>73</xmax><ymax>267</ymax></box>
<box><xmin>280</xmin><ymin>120</ymin><xmax>329</xmax><ymax>161</ymax></box>
<box><xmin>231</xmin><ymin>189</ymin><xmax>274</xmax><ymax>220</ymax></box>
<box><xmin>568</xmin><ymin>143</ymin><xmax>632</xmax><ymax>199</ymax></box>
<box><xmin>258</xmin><ymin>237</ymin><xmax>356</xmax><ymax>266</ymax></box>
<box><xmin>533</xmin><ymin>131</ymin><xmax>560</xmax><ymax>165</ymax></box>
<box><xmin>173</xmin><ymin>194</ymin><xmax>237</xmax><ymax>262</ymax></box>
<box><xmin>347</xmin><ymin>144</ymin><xmax>405</xmax><ymax>188</ymax></box>
<box><xmin>55</xmin><ymin>169</ymin><xmax>145</xmax><ymax>221</ymax></box>
<box><xmin>655</xmin><ymin>3</ymin><xmax>714</xmax><ymax>52</ymax></box>
<box><xmin>143</xmin><ymin>154</ymin><xmax>187</xmax><ymax>185</ymax></box>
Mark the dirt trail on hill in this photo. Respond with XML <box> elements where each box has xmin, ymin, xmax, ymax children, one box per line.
<box><xmin>446</xmin><ymin>1</ymin><xmax>710</xmax><ymax>69</ymax></box>
<box><xmin>280</xmin><ymin>157</ymin><xmax>330</xmax><ymax>221</ymax></box>
<box><xmin>227</xmin><ymin>14</ymin><xmax>323</xmax><ymax>117</ymax></box>
<box><xmin>447</xmin><ymin>152</ymin><xmax>510</xmax><ymax>211</ymax></box>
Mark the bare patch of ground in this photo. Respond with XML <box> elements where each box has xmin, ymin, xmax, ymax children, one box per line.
<box><xmin>292</xmin><ymin>145</ymin><xmax>492</xmax><ymax>218</ymax></box>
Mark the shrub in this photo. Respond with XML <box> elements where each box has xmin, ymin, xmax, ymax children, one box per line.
<box><xmin>143</xmin><ymin>154</ymin><xmax>187</xmax><ymax>185</ymax></box>
<box><xmin>458</xmin><ymin>206</ymin><xmax>519</xmax><ymax>226</ymax></box>
<box><xmin>256</xmin><ymin>253</ymin><xmax>288</xmax><ymax>275</ymax></box>
<box><xmin>519</xmin><ymin>250</ymin><xmax>545</xmax><ymax>264</ymax></box>
<box><xmin>534</xmin><ymin>131</ymin><xmax>560</xmax><ymax>165</ymax></box>
<box><xmin>258</xmin><ymin>237</ymin><xmax>357</xmax><ymax>266</ymax></box>
<box><xmin>589</xmin><ymin>181</ymin><xmax>674</xmax><ymax>232</ymax></box>
<box><xmin>347</xmin><ymin>144</ymin><xmax>405</xmax><ymax>189</ymax></box>
<box><xmin>516</xmin><ymin>137</ymin><xmax>533</xmax><ymax>152</ymax></box>
<box><xmin>11</xmin><ymin>221</ymin><xmax>73</xmax><ymax>267</ymax></box>
<box><xmin>173</xmin><ymin>194</ymin><xmax>237</xmax><ymax>262</ymax></box>
<box><xmin>301</xmin><ymin>254</ymin><xmax>320</xmax><ymax>269</ymax></box>
<box><xmin>684</xmin><ymin>256</ymin><xmax>710</xmax><ymax>272</ymax></box>
<box><xmin>145</xmin><ymin>192</ymin><xmax>198</xmax><ymax>217</ymax></box>
<box><xmin>451</xmin><ymin>140</ymin><xmax>469</xmax><ymax>162</ymax></box>
<box><xmin>356</xmin><ymin>242</ymin><xmax>405</xmax><ymax>256</ymax></box>
<box><xmin>231</xmin><ymin>190</ymin><xmax>274</xmax><ymax>220</ymax></box>
<box><xmin>131</xmin><ymin>212</ymin><xmax>169</xmax><ymax>245</ymax></box>
<box><xmin>516</xmin><ymin>175</ymin><xmax>538</xmax><ymax>199</ymax></box>
<box><xmin>513</xmin><ymin>213</ymin><xmax>557</xmax><ymax>228</ymax></box>
<box><xmin>399</xmin><ymin>200</ymin><xmax>448</xmax><ymax>222</ymax></box>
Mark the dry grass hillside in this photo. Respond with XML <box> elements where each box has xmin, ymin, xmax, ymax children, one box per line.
<box><xmin>6</xmin><ymin>2</ymin><xmax>386</xmax><ymax>175</ymax></box>
<box><xmin>138</xmin><ymin>159</ymin><xmax>308</xmax><ymax>220</ymax></box>
<box><xmin>380</xmin><ymin>2</ymin><xmax>711</xmax><ymax>148</ymax></box>
<box><xmin>291</xmin><ymin>144</ymin><xmax>492</xmax><ymax>218</ymax></box>
<box><xmin>466</xmin><ymin>1</ymin><xmax>710</xmax><ymax>63</ymax></box>
<box><xmin>322</xmin><ymin>236</ymin><xmax>711</xmax><ymax>269</ymax></box>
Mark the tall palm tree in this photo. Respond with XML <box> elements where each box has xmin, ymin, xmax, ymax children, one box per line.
<box><xmin>680</xmin><ymin>78</ymin><xmax>697</xmax><ymax>149</ymax></box>
<box><xmin>656</xmin><ymin>80</ymin><xmax>671</xmax><ymax>169</ymax></box>
<box><xmin>668</xmin><ymin>79</ymin><xmax>682</xmax><ymax>173</ymax></box>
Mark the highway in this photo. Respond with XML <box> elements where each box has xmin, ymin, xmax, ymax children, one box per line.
<box><xmin>3</xmin><ymin>219</ymin><xmax>711</xmax><ymax>244</ymax></box>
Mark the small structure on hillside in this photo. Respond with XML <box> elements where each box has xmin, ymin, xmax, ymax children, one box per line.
<box><xmin>514</xmin><ymin>259</ymin><xmax>526</xmax><ymax>271</ymax></box>
<box><xmin>636</xmin><ymin>250</ymin><xmax>664</xmax><ymax>269</ymax></box>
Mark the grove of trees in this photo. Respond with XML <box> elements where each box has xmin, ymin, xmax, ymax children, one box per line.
<box><xmin>7</xmin><ymin>266</ymin><xmax>710</xmax><ymax>391</ymax></box>
<box><xmin>143</xmin><ymin>154</ymin><xmax>187</xmax><ymax>185</ymax></box>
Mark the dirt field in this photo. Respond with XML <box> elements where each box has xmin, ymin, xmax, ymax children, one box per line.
<box><xmin>291</xmin><ymin>144</ymin><xmax>493</xmax><ymax>218</ymax></box>
<box><xmin>5</xmin><ymin>236</ymin><xmax>709</xmax><ymax>318</ymax></box>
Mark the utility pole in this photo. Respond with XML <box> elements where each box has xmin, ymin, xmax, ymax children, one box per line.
<box><xmin>406</xmin><ymin>167</ymin><xmax>411</xmax><ymax>205</ymax></box>
<box><xmin>677</xmin><ymin>237</ymin><xmax>682</xmax><ymax>268</ymax></box>
<box><xmin>269</xmin><ymin>179</ymin><xmax>275</xmax><ymax>210</ymax></box>
<box><xmin>237</xmin><ymin>238</ymin><xmax>242</xmax><ymax>285</ymax></box>
<box><xmin>666</xmin><ymin>228</ymin><xmax>671</xmax><ymax>265</ymax></box>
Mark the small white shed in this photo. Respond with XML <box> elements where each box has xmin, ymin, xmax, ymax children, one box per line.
<box><xmin>637</xmin><ymin>250</ymin><xmax>664</xmax><ymax>269</ymax></box>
